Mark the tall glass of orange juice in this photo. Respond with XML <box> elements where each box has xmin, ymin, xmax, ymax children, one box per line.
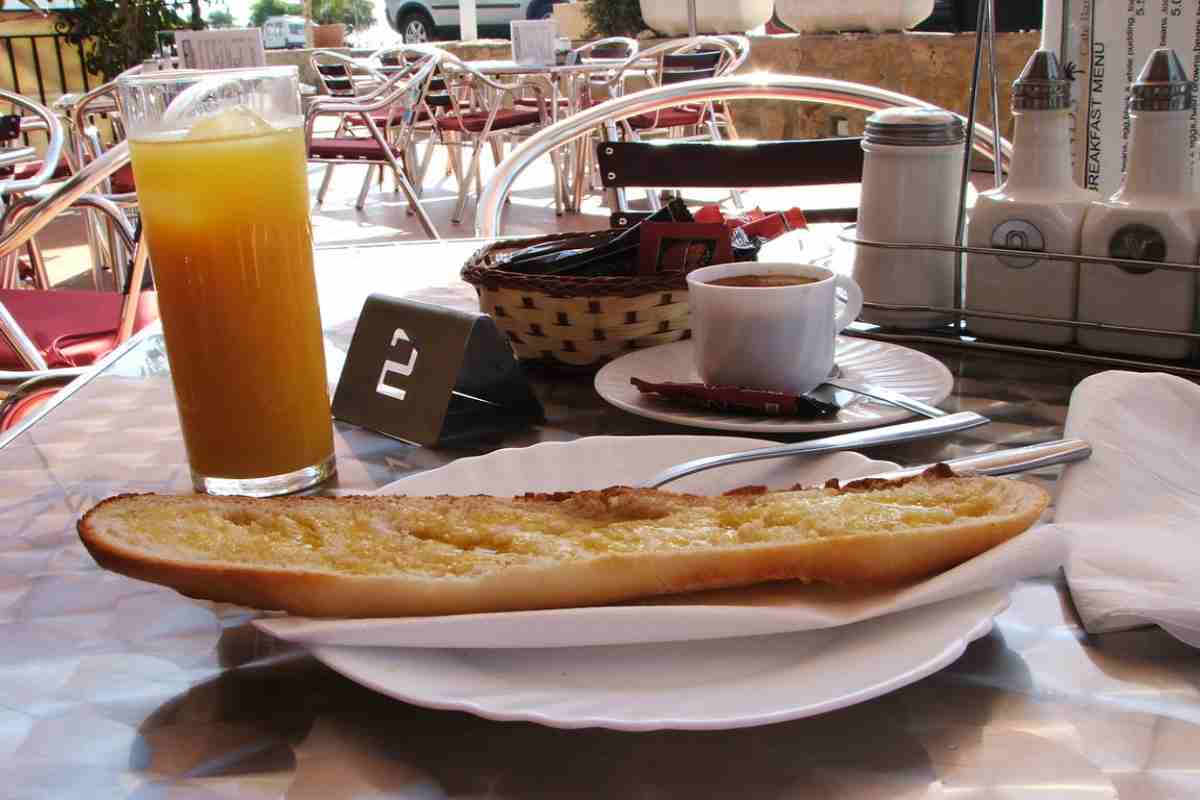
<box><xmin>118</xmin><ymin>66</ymin><xmax>335</xmax><ymax>496</ymax></box>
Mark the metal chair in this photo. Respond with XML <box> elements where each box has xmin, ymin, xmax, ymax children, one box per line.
<box><xmin>557</xmin><ymin>36</ymin><xmax>640</xmax><ymax>211</ymax></box>
<box><xmin>434</xmin><ymin>53</ymin><xmax>557</xmax><ymax>224</ymax></box>
<box><xmin>0</xmin><ymin>90</ymin><xmax>68</xmax><ymax>292</ymax></box>
<box><xmin>476</xmin><ymin>73</ymin><xmax>1012</xmax><ymax>238</ymax></box>
<box><xmin>606</xmin><ymin>37</ymin><xmax>742</xmax><ymax>141</ymax></box>
<box><xmin>0</xmin><ymin>137</ymin><xmax>154</xmax><ymax>387</ymax></box>
<box><xmin>306</xmin><ymin>51</ymin><xmax>442</xmax><ymax>237</ymax></box>
<box><xmin>595</xmin><ymin>37</ymin><xmax>746</xmax><ymax>212</ymax></box>
<box><xmin>367</xmin><ymin>44</ymin><xmax>467</xmax><ymax>198</ymax></box>
<box><xmin>54</xmin><ymin>77</ymin><xmax>140</xmax><ymax>291</ymax></box>
<box><xmin>310</xmin><ymin>50</ymin><xmax>377</xmax><ymax>100</ymax></box>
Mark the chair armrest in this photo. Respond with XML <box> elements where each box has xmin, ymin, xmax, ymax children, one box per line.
<box><xmin>0</xmin><ymin>89</ymin><xmax>63</xmax><ymax>196</ymax></box>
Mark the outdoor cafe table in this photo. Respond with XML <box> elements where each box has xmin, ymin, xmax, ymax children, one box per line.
<box><xmin>1</xmin><ymin>238</ymin><xmax>1198</xmax><ymax>797</ymax></box>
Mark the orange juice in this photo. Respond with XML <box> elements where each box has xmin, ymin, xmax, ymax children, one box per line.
<box><xmin>130</xmin><ymin>122</ymin><xmax>334</xmax><ymax>481</ymax></box>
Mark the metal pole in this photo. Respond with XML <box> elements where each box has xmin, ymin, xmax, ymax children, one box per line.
<box><xmin>461</xmin><ymin>0</ymin><xmax>479</xmax><ymax>42</ymax></box>
<box><xmin>952</xmin><ymin>0</ymin><xmax>990</xmax><ymax>323</ymax></box>
<box><xmin>687</xmin><ymin>0</ymin><xmax>698</xmax><ymax>37</ymax></box>
<box><xmin>985</xmin><ymin>0</ymin><xmax>1003</xmax><ymax>188</ymax></box>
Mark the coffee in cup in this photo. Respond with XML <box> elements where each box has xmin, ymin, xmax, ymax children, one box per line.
<box><xmin>705</xmin><ymin>275</ymin><xmax>819</xmax><ymax>288</ymax></box>
<box><xmin>686</xmin><ymin>262</ymin><xmax>864</xmax><ymax>395</ymax></box>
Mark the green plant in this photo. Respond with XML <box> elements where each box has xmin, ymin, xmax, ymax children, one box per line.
<box><xmin>311</xmin><ymin>0</ymin><xmax>375</xmax><ymax>32</ymax></box>
<box><xmin>57</xmin><ymin>0</ymin><xmax>193</xmax><ymax>82</ymax></box>
<box><xmin>248</xmin><ymin>0</ymin><xmax>302</xmax><ymax>27</ymax></box>
<box><xmin>582</xmin><ymin>0</ymin><xmax>647</xmax><ymax>37</ymax></box>
<box><xmin>206</xmin><ymin>8</ymin><xmax>235</xmax><ymax>26</ymax></box>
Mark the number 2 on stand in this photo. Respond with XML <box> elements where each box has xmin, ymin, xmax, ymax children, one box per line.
<box><xmin>376</xmin><ymin>328</ymin><xmax>418</xmax><ymax>401</ymax></box>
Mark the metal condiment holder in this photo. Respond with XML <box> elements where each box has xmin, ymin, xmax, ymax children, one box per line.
<box><xmin>841</xmin><ymin>0</ymin><xmax>1200</xmax><ymax>378</ymax></box>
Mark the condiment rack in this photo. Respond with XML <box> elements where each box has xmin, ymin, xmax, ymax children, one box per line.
<box><xmin>841</xmin><ymin>0</ymin><xmax>1200</xmax><ymax>378</ymax></box>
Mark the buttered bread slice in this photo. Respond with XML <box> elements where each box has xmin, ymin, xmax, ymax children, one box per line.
<box><xmin>78</xmin><ymin>466</ymin><xmax>1048</xmax><ymax>617</ymax></box>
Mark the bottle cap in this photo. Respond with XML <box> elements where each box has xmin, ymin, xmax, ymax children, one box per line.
<box><xmin>1012</xmin><ymin>49</ymin><xmax>1070</xmax><ymax>111</ymax></box>
<box><xmin>1129</xmin><ymin>48</ymin><xmax>1194</xmax><ymax>112</ymax></box>
<box><xmin>864</xmin><ymin>107</ymin><xmax>964</xmax><ymax>146</ymax></box>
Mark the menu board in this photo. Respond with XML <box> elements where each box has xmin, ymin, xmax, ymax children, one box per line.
<box><xmin>1044</xmin><ymin>0</ymin><xmax>1200</xmax><ymax>196</ymax></box>
<box><xmin>510</xmin><ymin>20</ymin><xmax>556</xmax><ymax>66</ymax></box>
<box><xmin>174</xmin><ymin>28</ymin><xmax>267</xmax><ymax>71</ymax></box>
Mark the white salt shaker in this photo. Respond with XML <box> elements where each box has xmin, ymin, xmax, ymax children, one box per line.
<box><xmin>852</xmin><ymin>107</ymin><xmax>965</xmax><ymax>329</ymax></box>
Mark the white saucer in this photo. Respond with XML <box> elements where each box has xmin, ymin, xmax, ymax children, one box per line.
<box><xmin>593</xmin><ymin>337</ymin><xmax>954</xmax><ymax>434</ymax></box>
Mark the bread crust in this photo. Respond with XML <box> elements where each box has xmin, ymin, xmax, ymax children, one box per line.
<box><xmin>77</xmin><ymin>469</ymin><xmax>1049</xmax><ymax>618</ymax></box>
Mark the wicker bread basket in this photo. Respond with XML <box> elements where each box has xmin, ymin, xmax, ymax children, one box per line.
<box><xmin>461</xmin><ymin>233</ymin><xmax>691</xmax><ymax>368</ymax></box>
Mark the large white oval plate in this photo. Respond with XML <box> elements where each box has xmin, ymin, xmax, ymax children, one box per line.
<box><xmin>294</xmin><ymin>436</ymin><xmax>1012</xmax><ymax>730</ymax></box>
<box><xmin>594</xmin><ymin>337</ymin><xmax>955</xmax><ymax>433</ymax></box>
<box><xmin>311</xmin><ymin>589</ymin><xmax>1006</xmax><ymax>731</ymax></box>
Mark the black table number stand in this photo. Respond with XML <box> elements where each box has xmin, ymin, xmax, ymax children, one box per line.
<box><xmin>332</xmin><ymin>295</ymin><xmax>544</xmax><ymax>446</ymax></box>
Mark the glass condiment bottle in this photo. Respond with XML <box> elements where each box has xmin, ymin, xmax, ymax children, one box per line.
<box><xmin>965</xmin><ymin>50</ymin><xmax>1094</xmax><ymax>345</ymax></box>
<box><xmin>1077</xmin><ymin>48</ymin><xmax>1200</xmax><ymax>360</ymax></box>
<box><xmin>852</xmin><ymin>107</ymin><xmax>965</xmax><ymax>329</ymax></box>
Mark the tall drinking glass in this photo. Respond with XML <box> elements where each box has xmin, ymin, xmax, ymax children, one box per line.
<box><xmin>118</xmin><ymin>66</ymin><xmax>335</xmax><ymax>496</ymax></box>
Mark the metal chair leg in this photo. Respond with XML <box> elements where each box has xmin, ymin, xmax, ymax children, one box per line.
<box><xmin>0</xmin><ymin>252</ymin><xmax>17</xmax><ymax>289</ymax></box>
<box><xmin>473</xmin><ymin>136</ymin><xmax>484</xmax><ymax>198</ymax></box>
<box><xmin>355</xmin><ymin>165</ymin><xmax>375</xmax><ymax>210</ymax></box>
<box><xmin>316</xmin><ymin>163</ymin><xmax>335</xmax><ymax>206</ymax></box>
<box><xmin>415</xmin><ymin>131</ymin><xmax>437</xmax><ymax>195</ymax></box>
<box><xmin>453</xmin><ymin>137</ymin><xmax>484</xmax><ymax>223</ymax></box>
<box><xmin>27</xmin><ymin>239</ymin><xmax>49</xmax><ymax>290</ymax></box>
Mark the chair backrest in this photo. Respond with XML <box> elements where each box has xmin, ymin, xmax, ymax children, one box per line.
<box><xmin>371</xmin><ymin>44</ymin><xmax>456</xmax><ymax>112</ymax></box>
<box><xmin>608</xmin><ymin>37</ymin><xmax>739</xmax><ymax>95</ymax></box>
<box><xmin>60</xmin><ymin>79</ymin><xmax>136</xmax><ymax>197</ymax></box>
<box><xmin>660</xmin><ymin>50</ymin><xmax>723</xmax><ymax>84</ymax></box>
<box><xmin>310</xmin><ymin>50</ymin><xmax>359</xmax><ymax>97</ymax></box>
<box><xmin>572</xmin><ymin>36</ymin><xmax>638</xmax><ymax>62</ymax></box>
<box><xmin>476</xmin><ymin>74</ymin><xmax>1012</xmax><ymax>237</ymax></box>
<box><xmin>305</xmin><ymin>50</ymin><xmax>443</xmax><ymax>138</ymax></box>
<box><xmin>596</xmin><ymin>138</ymin><xmax>865</xmax><ymax>224</ymax></box>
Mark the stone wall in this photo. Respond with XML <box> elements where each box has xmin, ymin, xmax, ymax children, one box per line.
<box><xmin>273</xmin><ymin>30</ymin><xmax>1040</xmax><ymax>144</ymax></box>
<box><xmin>727</xmin><ymin>31</ymin><xmax>1040</xmax><ymax>145</ymax></box>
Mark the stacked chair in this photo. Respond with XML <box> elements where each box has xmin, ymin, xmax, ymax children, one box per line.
<box><xmin>306</xmin><ymin>49</ymin><xmax>442</xmax><ymax>238</ymax></box>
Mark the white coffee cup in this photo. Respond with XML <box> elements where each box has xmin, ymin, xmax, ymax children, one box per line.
<box><xmin>686</xmin><ymin>262</ymin><xmax>864</xmax><ymax>395</ymax></box>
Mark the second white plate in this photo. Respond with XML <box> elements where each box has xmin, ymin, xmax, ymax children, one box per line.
<box><xmin>594</xmin><ymin>337</ymin><xmax>954</xmax><ymax>434</ymax></box>
<box><xmin>310</xmin><ymin>588</ymin><xmax>1008</xmax><ymax>731</ymax></box>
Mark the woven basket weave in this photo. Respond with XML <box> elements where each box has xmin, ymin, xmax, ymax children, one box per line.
<box><xmin>461</xmin><ymin>233</ymin><xmax>691</xmax><ymax>368</ymax></box>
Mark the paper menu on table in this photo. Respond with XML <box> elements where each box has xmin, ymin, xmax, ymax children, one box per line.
<box><xmin>1043</xmin><ymin>0</ymin><xmax>1200</xmax><ymax>197</ymax></box>
<box><xmin>174</xmin><ymin>28</ymin><xmax>267</xmax><ymax>71</ymax></box>
<box><xmin>510</xmin><ymin>20</ymin><xmax>556</xmax><ymax>66</ymax></box>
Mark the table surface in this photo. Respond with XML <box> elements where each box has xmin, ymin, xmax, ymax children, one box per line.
<box><xmin>2</xmin><ymin>238</ymin><xmax>1198</xmax><ymax>799</ymax></box>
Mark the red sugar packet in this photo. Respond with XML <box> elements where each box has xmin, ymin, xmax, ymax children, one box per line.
<box><xmin>631</xmin><ymin>377</ymin><xmax>839</xmax><ymax>418</ymax></box>
<box><xmin>695</xmin><ymin>205</ymin><xmax>808</xmax><ymax>237</ymax></box>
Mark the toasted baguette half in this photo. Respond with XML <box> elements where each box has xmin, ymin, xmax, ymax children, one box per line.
<box><xmin>78</xmin><ymin>466</ymin><xmax>1048</xmax><ymax>618</ymax></box>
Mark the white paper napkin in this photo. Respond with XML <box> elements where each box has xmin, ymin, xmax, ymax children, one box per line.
<box><xmin>1057</xmin><ymin>370</ymin><xmax>1200</xmax><ymax>647</ymax></box>
<box><xmin>255</xmin><ymin>523</ymin><xmax>1066</xmax><ymax>649</ymax></box>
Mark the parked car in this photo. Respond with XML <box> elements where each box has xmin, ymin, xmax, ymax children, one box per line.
<box><xmin>262</xmin><ymin>15</ymin><xmax>308</xmax><ymax>49</ymax></box>
<box><xmin>385</xmin><ymin>0</ymin><xmax>567</xmax><ymax>43</ymax></box>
